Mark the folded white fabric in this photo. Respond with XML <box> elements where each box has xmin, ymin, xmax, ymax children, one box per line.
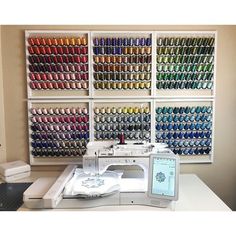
<box><xmin>0</xmin><ymin>161</ymin><xmax>31</xmax><ymax>182</ymax></box>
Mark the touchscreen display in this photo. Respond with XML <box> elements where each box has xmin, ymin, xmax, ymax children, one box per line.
<box><xmin>151</xmin><ymin>157</ymin><xmax>176</xmax><ymax>197</ymax></box>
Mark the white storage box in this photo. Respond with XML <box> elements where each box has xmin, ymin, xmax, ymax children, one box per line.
<box><xmin>0</xmin><ymin>161</ymin><xmax>31</xmax><ymax>182</ymax></box>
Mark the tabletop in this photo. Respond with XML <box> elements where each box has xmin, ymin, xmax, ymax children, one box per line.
<box><xmin>0</xmin><ymin>172</ymin><xmax>231</xmax><ymax>211</ymax></box>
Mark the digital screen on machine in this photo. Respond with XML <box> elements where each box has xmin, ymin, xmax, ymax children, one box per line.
<box><xmin>151</xmin><ymin>157</ymin><xmax>176</xmax><ymax>197</ymax></box>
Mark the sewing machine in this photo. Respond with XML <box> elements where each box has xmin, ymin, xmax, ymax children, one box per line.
<box><xmin>23</xmin><ymin>141</ymin><xmax>179</xmax><ymax>209</ymax></box>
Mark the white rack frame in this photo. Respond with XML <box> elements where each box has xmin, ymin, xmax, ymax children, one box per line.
<box><xmin>154</xmin><ymin>31</ymin><xmax>217</xmax><ymax>99</ymax></box>
<box><xmin>153</xmin><ymin>98</ymin><xmax>215</xmax><ymax>163</ymax></box>
<box><xmin>28</xmin><ymin>99</ymin><xmax>91</xmax><ymax>165</ymax></box>
<box><xmin>25</xmin><ymin>30</ymin><xmax>217</xmax><ymax>165</ymax></box>
<box><xmin>25</xmin><ymin>30</ymin><xmax>91</xmax><ymax>99</ymax></box>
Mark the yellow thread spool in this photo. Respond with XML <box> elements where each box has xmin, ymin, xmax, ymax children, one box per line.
<box><xmin>76</xmin><ymin>37</ymin><xmax>81</xmax><ymax>45</ymax></box>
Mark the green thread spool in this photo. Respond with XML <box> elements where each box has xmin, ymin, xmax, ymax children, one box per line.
<box><xmin>157</xmin><ymin>38</ymin><xmax>163</xmax><ymax>46</ymax></box>
<box><xmin>207</xmin><ymin>81</ymin><xmax>213</xmax><ymax>89</ymax></box>
<box><xmin>174</xmin><ymin>64</ymin><xmax>180</xmax><ymax>72</ymax></box>
<box><xmin>156</xmin><ymin>82</ymin><xmax>162</xmax><ymax>89</ymax></box>
<box><xmin>174</xmin><ymin>37</ymin><xmax>180</xmax><ymax>46</ymax></box>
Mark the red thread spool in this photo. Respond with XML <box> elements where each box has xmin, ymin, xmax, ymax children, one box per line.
<box><xmin>119</xmin><ymin>133</ymin><xmax>125</xmax><ymax>144</ymax></box>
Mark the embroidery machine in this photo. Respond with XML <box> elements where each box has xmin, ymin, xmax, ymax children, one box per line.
<box><xmin>24</xmin><ymin>140</ymin><xmax>179</xmax><ymax>209</ymax></box>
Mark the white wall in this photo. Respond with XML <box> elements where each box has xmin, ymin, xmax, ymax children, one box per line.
<box><xmin>1</xmin><ymin>25</ymin><xmax>236</xmax><ymax>210</ymax></box>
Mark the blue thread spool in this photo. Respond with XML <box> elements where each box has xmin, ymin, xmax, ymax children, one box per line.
<box><xmin>178</xmin><ymin>149</ymin><xmax>182</xmax><ymax>155</ymax></box>
<box><xmin>190</xmin><ymin>107</ymin><xmax>195</xmax><ymax>114</ymax></box>
<box><xmin>134</xmin><ymin>38</ymin><xmax>140</xmax><ymax>46</ymax></box>
<box><xmin>111</xmin><ymin>38</ymin><xmax>116</xmax><ymax>46</ymax></box>
<box><xmin>156</xmin><ymin>124</ymin><xmax>161</xmax><ymax>131</ymax></box>
<box><xmin>166</xmin><ymin>140</ymin><xmax>172</xmax><ymax>146</ymax></box>
<box><xmin>162</xmin><ymin>116</ymin><xmax>167</xmax><ymax>122</ymax></box>
<box><xmin>184</xmin><ymin>107</ymin><xmax>190</xmax><ymax>114</ymax></box>
<box><xmin>146</xmin><ymin>38</ymin><xmax>151</xmax><ymax>46</ymax></box>
<box><xmin>167</xmin><ymin>132</ymin><xmax>172</xmax><ymax>139</ymax></box>
<box><xmin>205</xmin><ymin>139</ymin><xmax>211</xmax><ymax>146</ymax></box>
<box><xmin>167</xmin><ymin>115</ymin><xmax>173</xmax><ymax>122</ymax></box>
<box><xmin>183</xmin><ymin>149</ymin><xmax>189</xmax><ymax>155</ymax></box>
<box><xmin>179</xmin><ymin>116</ymin><xmax>184</xmax><ymax>122</ymax></box>
<box><xmin>161</xmin><ymin>132</ymin><xmax>167</xmax><ymax>139</ymax></box>
<box><xmin>189</xmin><ymin>140</ymin><xmax>195</xmax><ymax>147</ymax></box>
<box><xmin>189</xmin><ymin>115</ymin><xmax>195</xmax><ymax>122</ymax></box>
<box><xmin>93</xmin><ymin>38</ymin><xmax>99</xmax><ymax>46</ymax></box>
<box><xmin>123</xmin><ymin>38</ymin><xmax>128</xmax><ymax>46</ymax></box>
<box><xmin>178</xmin><ymin>132</ymin><xmax>184</xmax><ymax>139</ymax></box>
<box><xmin>128</xmin><ymin>38</ymin><xmax>134</xmax><ymax>46</ymax></box>
<box><xmin>200</xmin><ymin>115</ymin><xmax>206</xmax><ymax>122</ymax></box>
<box><xmin>206</xmin><ymin>115</ymin><xmax>211</xmax><ymax>122</ymax></box>
<box><xmin>200</xmin><ymin>140</ymin><xmax>205</xmax><ymax>146</ymax></box>
<box><xmin>189</xmin><ymin>123</ymin><xmax>194</xmax><ymax>131</ymax></box>
<box><xmin>93</xmin><ymin>47</ymin><xmax>99</xmax><ymax>55</ymax></box>
<box><xmin>105</xmin><ymin>38</ymin><xmax>111</xmax><ymax>46</ymax></box>
<box><xmin>100</xmin><ymin>38</ymin><xmax>105</xmax><ymax>46</ymax></box>
<box><xmin>179</xmin><ymin>107</ymin><xmax>184</xmax><ymax>114</ymax></box>
<box><xmin>173</xmin><ymin>107</ymin><xmax>179</xmax><ymax>114</ymax></box>
<box><xmin>184</xmin><ymin>115</ymin><xmax>189</xmax><ymax>122</ymax></box>
<box><xmin>31</xmin><ymin>142</ymin><xmax>37</xmax><ymax>148</ymax></box>
<box><xmin>162</xmin><ymin>124</ymin><xmax>167</xmax><ymax>130</ymax></box>
<box><xmin>206</xmin><ymin>122</ymin><xmax>212</xmax><ymax>130</ymax></box>
<box><xmin>195</xmin><ymin>123</ymin><xmax>200</xmax><ymax>130</ymax></box>
<box><xmin>172</xmin><ymin>140</ymin><xmax>178</xmax><ymax>147</ymax></box>
<box><xmin>156</xmin><ymin>107</ymin><xmax>162</xmax><ymax>114</ymax></box>
<box><xmin>162</xmin><ymin>107</ymin><xmax>168</xmax><ymax>114</ymax></box>
<box><xmin>178</xmin><ymin>140</ymin><xmax>184</xmax><ymax>147</ymax></box>
<box><xmin>194</xmin><ymin>148</ymin><xmax>199</xmax><ymax>155</ymax></box>
<box><xmin>200</xmin><ymin>123</ymin><xmax>206</xmax><ymax>130</ymax></box>
<box><xmin>206</xmin><ymin>107</ymin><xmax>212</xmax><ymax>114</ymax></box>
<box><xmin>140</xmin><ymin>38</ymin><xmax>145</xmax><ymax>46</ymax></box>
<box><xmin>31</xmin><ymin>134</ymin><xmax>36</xmax><ymax>140</ymax></box>
<box><xmin>167</xmin><ymin>107</ymin><xmax>173</xmax><ymax>114</ymax></box>
<box><xmin>195</xmin><ymin>114</ymin><xmax>201</xmax><ymax>122</ymax></box>
<box><xmin>195</xmin><ymin>140</ymin><xmax>200</xmax><ymax>146</ymax></box>
<box><xmin>117</xmin><ymin>38</ymin><xmax>122</xmax><ymax>46</ymax></box>
<box><xmin>205</xmin><ymin>131</ymin><xmax>211</xmax><ymax>138</ymax></box>
<box><xmin>178</xmin><ymin>123</ymin><xmax>184</xmax><ymax>130</ymax></box>
<box><xmin>188</xmin><ymin>132</ymin><xmax>194</xmax><ymax>139</ymax></box>
<box><xmin>184</xmin><ymin>132</ymin><xmax>189</xmax><ymax>139</ymax></box>
<box><xmin>116</xmin><ymin>47</ymin><xmax>122</xmax><ymax>54</ymax></box>
<box><xmin>111</xmin><ymin>47</ymin><xmax>116</xmax><ymax>54</ymax></box>
<box><xmin>173</xmin><ymin>115</ymin><xmax>178</xmax><ymax>123</ymax></box>
<box><xmin>199</xmin><ymin>132</ymin><xmax>205</xmax><ymax>138</ymax></box>
<box><xmin>195</xmin><ymin>106</ymin><xmax>201</xmax><ymax>114</ymax></box>
<box><xmin>167</xmin><ymin>124</ymin><xmax>173</xmax><ymax>131</ymax></box>
<box><xmin>106</xmin><ymin>47</ymin><xmax>111</xmax><ymax>54</ymax></box>
<box><xmin>201</xmin><ymin>106</ymin><xmax>207</xmax><ymax>113</ymax></box>
<box><xmin>184</xmin><ymin>124</ymin><xmax>189</xmax><ymax>130</ymax></box>
<box><xmin>188</xmin><ymin>148</ymin><xmax>194</xmax><ymax>155</ymax></box>
<box><xmin>173</xmin><ymin>132</ymin><xmax>178</xmax><ymax>139</ymax></box>
<box><xmin>156</xmin><ymin>132</ymin><xmax>162</xmax><ymax>139</ymax></box>
<box><xmin>184</xmin><ymin>140</ymin><xmax>189</xmax><ymax>147</ymax></box>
